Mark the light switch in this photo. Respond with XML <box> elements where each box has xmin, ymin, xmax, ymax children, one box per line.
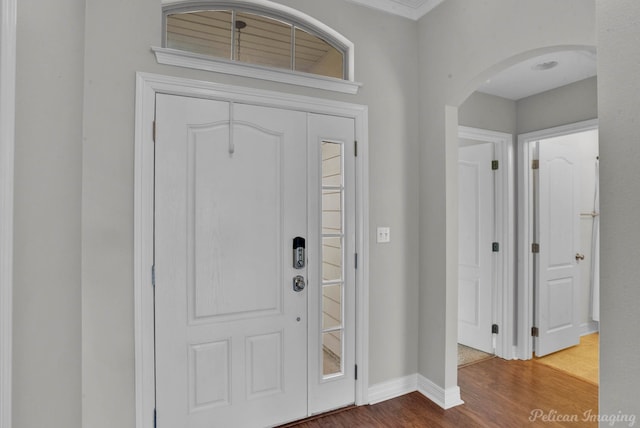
<box><xmin>377</xmin><ymin>227</ymin><xmax>391</xmax><ymax>243</ymax></box>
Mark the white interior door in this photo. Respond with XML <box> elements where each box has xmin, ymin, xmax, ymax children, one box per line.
<box><xmin>153</xmin><ymin>94</ymin><xmax>356</xmax><ymax>427</ymax></box>
<box><xmin>154</xmin><ymin>95</ymin><xmax>308</xmax><ymax>427</ymax></box>
<box><xmin>458</xmin><ymin>142</ymin><xmax>494</xmax><ymax>354</ymax></box>
<box><xmin>535</xmin><ymin>139</ymin><xmax>581</xmax><ymax>357</ymax></box>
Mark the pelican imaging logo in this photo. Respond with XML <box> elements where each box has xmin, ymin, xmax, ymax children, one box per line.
<box><xmin>529</xmin><ymin>409</ymin><xmax>636</xmax><ymax>426</ymax></box>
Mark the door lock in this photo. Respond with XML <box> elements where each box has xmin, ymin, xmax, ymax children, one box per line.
<box><xmin>293</xmin><ymin>237</ymin><xmax>306</xmax><ymax>269</ymax></box>
<box><xmin>293</xmin><ymin>275</ymin><xmax>306</xmax><ymax>292</ymax></box>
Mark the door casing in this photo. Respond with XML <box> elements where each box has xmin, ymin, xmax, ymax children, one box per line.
<box><xmin>516</xmin><ymin>118</ymin><xmax>598</xmax><ymax>360</ymax></box>
<box><xmin>133</xmin><ymin>72</ymin><xmax>369</xmax><ymax>428</ymax></box>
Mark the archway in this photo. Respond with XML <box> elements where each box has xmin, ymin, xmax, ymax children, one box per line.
<box><xmin>449</xmin><ymin>43</ymin><xmax>598</xmax><ymax>391</ymax></box>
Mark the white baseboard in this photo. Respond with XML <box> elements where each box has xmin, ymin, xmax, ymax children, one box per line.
<box><xmin>367</xmin><ymin>374</ymin><xmax>417</xmax><ymax>405</ymax></box>
<box><xmin>580</xmin><ymin>321</ymin><xmax>599</xmax><ymax>336</ymax></box>
<box><xmin>368</xmin><ymin>373</ymin><xmax>464</xmax><ymax>410</ymax></box>
<box><xmin>417</xmin><ymin>374</ymin><xmax>464</xmax><ymax>409</ymax></box>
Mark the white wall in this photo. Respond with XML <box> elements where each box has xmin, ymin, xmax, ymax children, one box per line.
<box><xmin>417</xmin><ymin>0</ymin><xmax>596</xmax><ymax>392</ymax></box>
<box><xmin>597</xmin><ymin>0</ymin><xmax>640</xmax><ymax>421</ymax></box>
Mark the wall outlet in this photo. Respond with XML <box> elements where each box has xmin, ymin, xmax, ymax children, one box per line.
<box><xmin>377</xmin><ymin>227</ymin><xmax>391</xmax><ymax>243</ymax></box>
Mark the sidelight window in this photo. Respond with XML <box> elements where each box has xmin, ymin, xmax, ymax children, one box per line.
<box><xmin>320</xmin><ymin>141</ymin><xmax>345</xmax><ymax>377</ymax></box>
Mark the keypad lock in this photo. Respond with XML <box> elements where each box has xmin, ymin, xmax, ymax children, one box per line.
<box><xmin>293</xmin><ymin>237</ymin><xmax>305</xmax><ymax>269</ymax></box>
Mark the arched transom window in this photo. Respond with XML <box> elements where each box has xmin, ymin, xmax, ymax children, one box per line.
<box><xmin>161</xmin><ymin>1</ymin><xmax>353</xmax><ymax>83</ymax></box>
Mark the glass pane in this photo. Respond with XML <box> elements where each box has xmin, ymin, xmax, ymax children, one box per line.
<box><xmin>322</xmin><ymin>284</ymin><xmax>342</xmax><ymax>329</ymax></box>
<box><xmin>234</xmin><ymin>13</ymin><xmax>292</xmax><ymax>70</ymax></box>
<box><xmin>295</xmin><ymin>28</ymin><xmax>344</xmax><ymax>79</ymax></box>
<box><xmin>322</xmin><ymin>331</ymin><xmax>342</xmax><ymax>376</ymax></box>
<box><xmin>322</xmin><ymin>142</ymin><xmax>342</xmax><ymax>187</ymax></box>
<box><xmin>322</xmin><ymin>189</ymin><xmax>342</xmax><ymax>234</ymax></box>
<box><xmin>166</xmin><ymin>10</ymin><xmax>233</xmax><ymax>59</ymax></box>
<box><xmin>322</xmin><ymin>237</ymin><xmax>342</xmax><ymax>281</ymax></box>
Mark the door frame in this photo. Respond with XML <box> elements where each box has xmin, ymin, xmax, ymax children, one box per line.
<box><xmin>0</xmin><ymin>0</ymin><xmax>17</xmax><ymax>426</ymax></box>
<box><xmin>516</xmin><ymin>118</ymin><xmax>598</xmax><ymax>360</ymax></box>
<box><xmin>133</xmin><ymin>72</ymin><xmax>370</xmax><ymax>428</ymax></box>
<box><xmin>458</xmin><ymin>126</ymin><xmax>515</xmax><ymax>359</ymax></box>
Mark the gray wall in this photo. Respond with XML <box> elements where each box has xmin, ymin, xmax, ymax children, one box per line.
<box><xmin>417</xmin><ymin>0</ymin><xmax>596</xmax><ymax>391</ymax></box>
<box><xmin>517</xmin><ymin>76</ymin><xmax>597</xmax><ymax>134</ymax></box>
<box><xmin>13</xmin><ymin>0</ymin><xmax>640</xmax><ymax>426</ymax></box>
<box><xmin>459</xmin><ymin>76</ymin><xmax>597</xmax><ymax>137</ymax></box>
<box><xmin>459</xmin><ymin>91</ymin><xmax>517</xmax><ymax>135</ymax></box>
<box><xmin>597</xmin><ymin>0</ymin><xmax>640</xmax><ymax>421</ymax></box>
<box><xmin>13</xmin><ymin>0</ymin><xmax>84</xmax><ymax>426</ymax></box>
<box><xmin>80</xmin><ymin>1</ymin><xmax>420</xmax><ymax>427</ymax></box>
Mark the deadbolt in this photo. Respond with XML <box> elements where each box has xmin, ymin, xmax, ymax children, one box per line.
<box><xmin>293</xmin><ymin>275</ymin><xmax>306</xmax><ymax>292</ymax></box>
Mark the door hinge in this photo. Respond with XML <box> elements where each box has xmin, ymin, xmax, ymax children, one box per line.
<box><xmin>492</xmin><ymin>324</ymin><xmax>499</xmax><ymax>334</ymax></box>
<box><xmin>531</xmin><ymin>326</ymin><xmax>539</xmax><ymax>337</ymax></box>
<box><xmin>354</xmin><ymin>364</ymin><xmax>358</xmax><ymax>380</ymax></box>
<box><xmin>354</xmin><ymin>140</ymin><xmax>358</xmax><ymax>157</ymax></box>
<box><xmin>354</xmin><ymin>253</ymin><xmax>358</xmax><ymax>269</ymax></box>
<box><xmin>491</xmin><ymin>160</ymin><xmax>499</xmax><ymax>170</ymax></box>
<box><xmin>532</xmin><ymin>159</ymin><xmax>539</xmax><ymax>170</ymax></box>
<box><xmin>492</xmin><ymin>242</ymin><xmax>500</xmax><ymax>252</ymax></box>
<box><xmin>152</xmin><ymin>265</ymin><xmax>156</xmax><ymax>287</ymax></box>
<box><xmin>531</xmin><ymin>243</ymin><xmax>540</xmax><ymax>253</ymax></box>
<box><xmin>152</xmin><ymin>120</ymin><xmax>156</xmax><ymax>143</ymax></box>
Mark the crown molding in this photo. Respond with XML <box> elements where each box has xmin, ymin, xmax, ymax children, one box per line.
<box><xmin>343</xmin><ymin>0</ymin><xmax>445</xmax><ymax>20</ymax></box>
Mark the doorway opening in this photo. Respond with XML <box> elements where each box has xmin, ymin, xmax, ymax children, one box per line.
<box><xmin>517</xmin><ymin>120</ymin><xmax>599</xmax><ymax>361</ymax></box>
<box><xmin>454</xmin><ymin>48</ymin><xmax>598</xmax><ymax>390</ymax></box>
<box><xmin>457</xmin><ymin>126</ymin><xmax>514</xmax><ymax>364</ymax></box>
<box><xmin>133</xmin><ymin>73</ymin><xmax>370</xmax><ymax>428</ymax></box>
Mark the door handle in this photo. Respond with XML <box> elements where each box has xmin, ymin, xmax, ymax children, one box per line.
<box><xmin>293</xmin><ymin>275</ymin><xmax>306</xmax><ymax>292</ymax></box>
<box><xmin>575</xmin><ymin>253</ymin><xmax>585</xmax><ymax>261</ymax></box>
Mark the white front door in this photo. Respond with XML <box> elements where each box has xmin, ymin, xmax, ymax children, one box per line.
<box><xmin>154</xmin><ymin>94</ymin><xmax>355</xmax><ymax>427</ymax></box>
<box><xmin>458</xmin><ymin>142</ymin><xmax>494</xmax><ymax>354</ymax></box>
<box><xmin>534</xmin><ymin>138</ymin><xmax>581</xmax><ymax>357</ymax></box>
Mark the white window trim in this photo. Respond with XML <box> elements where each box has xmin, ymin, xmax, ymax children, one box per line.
<box><xmin>134</xmin><ymin>72</ymin><xmax>370</xmax><ymax>427</ymax></box>
<box><xmin>0</xmin><ymin>0</ymin><xmax>16</xmax><ymax>427</ymax></box>
<box><xmin>157</xmin><ymin>0</ymin><xmax>360</xmax><ymax>94</ymax></box>
<box><xmin>152</xmin><ymin>47</ymin><xmax>362</xmax><ymax>94</ymax></box>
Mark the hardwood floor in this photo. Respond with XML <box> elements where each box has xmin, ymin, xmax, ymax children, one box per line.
<box><xmin>283</xmin><ymin>358</ymin><xmax>598</xmax><ymax>427</ymax></box>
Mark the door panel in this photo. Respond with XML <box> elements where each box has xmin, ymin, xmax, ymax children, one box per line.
<box><xmin>535</xmin><ymin>139</ymin><xmax>581</xmax><ymax>357</ymax></box>
<box><xmin>155</xmin><ymin>95</ymin><xmax>307</xmax><ymax>427</ymax></box>
<box><xmin>189</xmin><ymin>120</ymin><xmax>282</xmax><ymax>320</ymax></box>
<box><xmin>458</xmin><ymin>142</ymin><xmax>494</xmax><ymax>354</ymax></box>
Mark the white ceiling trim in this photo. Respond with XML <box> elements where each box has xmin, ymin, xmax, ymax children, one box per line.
<box><xmin>343</xmin><ymin>0</ymin><xmax>445</xmax><ymax>20</ymax></box>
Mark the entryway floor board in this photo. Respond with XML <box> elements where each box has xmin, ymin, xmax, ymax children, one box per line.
<box><xmin>285</xmin><ymin>357</ymin><xmax>598</xmax><ymax>427</ymax></box>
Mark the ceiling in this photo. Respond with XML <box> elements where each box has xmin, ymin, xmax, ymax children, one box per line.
<box><xmin>343</xmin><ymin>0</ymin><xmax>597</xmax><ymax>101</ymax></box>
<box><xmin>476</xmin><ymin>50</ymin><xmax>597</xmax><ymax>101</ymax></box>
<box><xmin>343</xmin><ymin>0</ymin><xmax>445</xmax><ymax>20</ymax></box>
